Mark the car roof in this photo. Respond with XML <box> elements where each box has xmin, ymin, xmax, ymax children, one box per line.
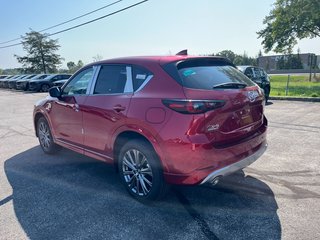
<box><xmin>86</xmin><ymin>55</ymin><xmax>231</xmax><ymax>67</ymax></box>
<box><xmin>237</xmin><ymin>65</ymin><xmax>264</xmax><ymax>69</ymax></box>
<box><xmin>43</xmin><ymin>74</ymin><xmax>59</xmax><ymax>79</ymax></box>
<box><xmin>237</xmin><ymin>65</ymin><xmax>253</xmax><ymax>70</ymax></box>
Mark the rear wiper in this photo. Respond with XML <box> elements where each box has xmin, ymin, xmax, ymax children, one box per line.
<box><xmin>212</xmin><ymin>82</ymin><xmax>247</xmax><ymax>89</ymax></box>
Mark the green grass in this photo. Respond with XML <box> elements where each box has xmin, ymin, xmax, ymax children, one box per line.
<box><xmin>270</xmin><ymin>75</ymin><xmax>320</xmax><ymax>97</ymax></box>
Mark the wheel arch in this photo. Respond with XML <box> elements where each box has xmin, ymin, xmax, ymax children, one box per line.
<box><xmin>41</xmin><ymin>83</ymin><xmax>50</xmax><ymax>92</ymax></box>
<box><xmin>34</xmin><ymin>112</ymin><xmax>46</xmax><ymax>137</ymax></box>
<box><xmin>34</xmin><ymin>111</ymin><xmax>52</xmax><ymax>137</ymax></box>
<box><xmin>113</xmin><ymin>130</ymin><xmax>166</xmax><ymax>172</ymax></box>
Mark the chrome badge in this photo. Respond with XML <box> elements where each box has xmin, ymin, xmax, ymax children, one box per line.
<box><xmin>247</xmin><ymin>90</ymin><xmax>259</xmax><ymax>102</ymax></box>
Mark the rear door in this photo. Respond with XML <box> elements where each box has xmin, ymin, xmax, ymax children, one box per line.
<box><xmin>82</xmin><ymin>64</ymin><xmax>133</xmax><ymax>161</ymax></box>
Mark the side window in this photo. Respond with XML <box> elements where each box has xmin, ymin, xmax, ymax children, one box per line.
<box><xmin>259</xmin><ymin>69</ymin><xmax>267</xmax><ymax>81</ymax></box>
<box><xmin>52</xmin><ymin>76</ymin><xmax>60</xmax><ymax>81</ymax></box>
<box><xmin>62</xmin><ymin>67</ymin><xmax>93</xmax><ymax>95</ymax></box>
<box><xmin>253</xmin><ymin>68</ymin><xmax>261</xmax><ymax>78</ymax></box>
<box><xmin>244</xmin><ymin>67</ymin><xmax>254</xmax><ymax>78</ymax></box>
<box><xmin>132</xmin><ymin>66</ymin><xmax>153</xmax><ymax>91</ymax></box>
<box><xmin>94</xmin><ymin>65</ymin><xmax>128</xmax><ymax>94</ymax></box>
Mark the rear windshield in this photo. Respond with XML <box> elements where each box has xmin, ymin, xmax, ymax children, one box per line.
<box><xmin>163</xmin><ymin>59</ymin><xmax>255</xmax><ymax>90</ymax></box>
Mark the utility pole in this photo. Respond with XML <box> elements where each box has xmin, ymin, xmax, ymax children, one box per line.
<box><xmin>313</xmin><ymin>56</ymin><xmax>317</xmax><ymax>78</ymax></box>
<box><xmin>308</xmin><ymin>53</ymin><xmax>315</xmax><ymax>82</ymax></box>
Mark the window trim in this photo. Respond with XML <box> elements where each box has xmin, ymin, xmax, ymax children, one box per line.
<box><xmin>61</xmin><ymin>66</ymin><xmax>98</xmax><ymax>96</ymax></box>
<box><xmin>135</xmin><ymin>74</ymin><xmax>153</xmax><ymax>92</ymax></box>
<box><xmin>87</xmin><ymin>65</ymin><xmax>101</xmax><ymax>94</ymax></box>
<box><xmin>130</xmin><ymin>64</ymin><xmax>154</xmax><ymax>93</ymax></box>
<box><xmin>88</xmin><ymin>64</ymin><xmax>133</xmax><ymax>96</ymax></box>
<box><xmin>124</xmin><ymin>66</ymin><xmax>133</xmax><ymax>93</ymax></box>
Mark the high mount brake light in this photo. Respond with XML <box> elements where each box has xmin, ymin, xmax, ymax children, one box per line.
<box><xmin>162</xmin><ymin>99</ymin><xmax>225</xmax><ymax>114</ymax></box>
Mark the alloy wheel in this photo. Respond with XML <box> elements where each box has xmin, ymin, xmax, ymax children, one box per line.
<box><xmin>122</xmin><ymin>149</ymin><xmax>153</xmax><ymax>196</ymax></box>
<box><xmin>38</xmin><ymin>121</ymin><xmax>51</xmax><ymax>150</ymax></box>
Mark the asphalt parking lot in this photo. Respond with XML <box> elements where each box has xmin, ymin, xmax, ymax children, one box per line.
<box><xmin>0</xmin><ymin>89</ymin><xmax>319</xmax><ymax>240</ymax></box>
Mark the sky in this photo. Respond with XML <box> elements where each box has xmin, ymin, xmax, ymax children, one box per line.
<box><xmin>0</xmin><ymin>0</ymin><xmax>319</xmax><ymax>69</ymax></box>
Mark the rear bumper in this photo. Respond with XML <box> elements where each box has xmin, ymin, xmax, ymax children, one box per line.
<box><xmin>200</xmin><ymin>142</ymin><xmax>267</xmax><ymax>184</ymax></box>
<box><xmin>162</xmin><ymin>117</ymin><xmax>268</xmax><ymax>185</ymax></box>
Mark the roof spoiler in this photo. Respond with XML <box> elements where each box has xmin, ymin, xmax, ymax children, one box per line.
<box><xmin>176</xmin><ymin>49</ymin><xmax>188</xmax><ymax>56</ymax></box>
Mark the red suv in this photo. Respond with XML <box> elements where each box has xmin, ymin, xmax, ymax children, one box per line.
<box><xmin>33</xmin><ymin>55</ymin><xmax>267</xmax><ymax>201</ymax></box>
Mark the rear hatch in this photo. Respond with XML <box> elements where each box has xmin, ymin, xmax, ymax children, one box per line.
<box><xmin>162</xmin><ymin>57</ymin><xmax>265</xmax><ymax>146</ymax></box>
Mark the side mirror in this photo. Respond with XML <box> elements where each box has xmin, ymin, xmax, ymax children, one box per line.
<box><xmin>49</xmin><ymin>87</ymin><xmax>62</xmax><ymax>98</ymax></box>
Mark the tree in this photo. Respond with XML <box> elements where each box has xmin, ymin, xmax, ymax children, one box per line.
<box><xmin>67</xmin><ymin>61</ymin><xmax>76</xmax><ymax>71</ymax></box>
<box><xmin>216</xmin><ymin>50</ymin><xmax>236</xmax><ymax>63</ymax></box>
<box><xmin>233</xmin><ymin>52</ymin><xmax>257</xmax><ymax>66</ymax></box>
<box><xmin>92</xmin><ymin>54</ymin><xmax>103</xmax><ymax>62</ymax></box>
<box><xmin>15</xmin><ymin>31</ymin><xmax>63</xmax><ymax>73</ymax></box>
<box><xmin>215</xmin><ymin>50</ymin><xmax>257</xmax><ymax>66</ymax></box>
<box><xmin>257</xmin><ymin>0</ymin><xmax>320</xmax><ymax>53</ymax></box>
<box><xmin>276</xmin><ymin>50</ymin><xmax>303</xmax><ymax>69</ymax></box>
<box><xmin>66</xmin><ymin>60</ymin><xmax>84</xmax><ymax>73</ymax></box>
<box><xmin>77</xmin><ymin>60</ymin><xmax>84</xmax><ymax>69</ymax></box>
<box><xmin>3</xmin><ymin>68</ymin><xmax>23</xmax><ymax>75</ymax></box>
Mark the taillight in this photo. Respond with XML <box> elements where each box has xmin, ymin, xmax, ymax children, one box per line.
<box><xmin>162</xmin><ymin>99</ymin><xmax>225</xmax><ymax>114</ymax></box>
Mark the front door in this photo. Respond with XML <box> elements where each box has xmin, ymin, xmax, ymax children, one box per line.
<box><xmin>49</xmin><ymin>67</ymin><xmax>95</xmax><ymax>150</ymax></box>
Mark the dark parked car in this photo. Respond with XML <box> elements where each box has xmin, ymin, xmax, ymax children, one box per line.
<box><xmin>0</xmin><ymin>75</ymin><xmax>14</xmax><ymax>88</ymax></box>
<box><xmin>237</xmin><ymin>66</ymin><xmax>271</xmax><ymax>102</ymax></box>
<box><xmin>16</xmin><ymin>74</ymin><xmax>51</xmax><ymax>91</ymax></box>
<box><xmin>29</xmin><ymin>74</ymin><xmax>71</xmax><ymax>92</ymax></box>
<box><xmin>7</xmin><ymin>75</ymin><xmax>28</xmax><ymax>89</ymax></box>
<box><xmin>33</xmin><ymin>55</ymin><xmax>267</xmax><ymax>201</ymax></box>
<box><xmin>52</xmin><ymin>79</ymin><xmax>68</xmax><ymax>88</ymax></box>
<box><xmin>10</xmin><ymin>74</ymin><xmax>37</xmax><ymax>89</ymax></box>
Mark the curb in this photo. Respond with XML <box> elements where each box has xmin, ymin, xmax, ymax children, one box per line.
<box><xmin>269</xmin><ymin>96</ymin><xmax>320</xmax><ymax>102</ymax></box>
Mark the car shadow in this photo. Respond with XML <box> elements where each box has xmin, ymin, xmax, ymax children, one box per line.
<box><xmin>4</xmin><ymin>146</ymin><xmax>281</xmax><ymax>239</ymax></box>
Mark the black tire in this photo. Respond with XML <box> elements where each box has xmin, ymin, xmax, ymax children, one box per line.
<box><xmin>118</xmin><ymin>140</ymin><xmax>168</xmax><ymax>201</ymax></box>
<box><xmin>41</xmin><ymin>84</ymin><xmax>50</xmax><ymax>92</ymax></box>
<box><xmin>37</xmin><ymin>117</ymin><xmax>59</xmax><ymax>154</ymax></box>
<box><xmin>264</xmin><ymin>87</ymin><xmax>270</xmax><ymax>103</ymax></box>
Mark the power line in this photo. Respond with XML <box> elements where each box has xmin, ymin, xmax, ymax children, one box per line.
<box><xmin>0</xmin><ymin>42</ymin><xmax>22</xmax><ymax>49</ymax></box>
<box><xmin>0</xmin><ymin>0</ymin><xmax>123</xmax><ymax>45</ymax></box>
<box><xmin>0</xmin><ymin>0</ymin><xmax>148</xmax><ymax>50</ymax></box>
<box><xmin>48</xmin><ymin>0</ymin><xmax>148</xmax><ymax>37</ymax></box>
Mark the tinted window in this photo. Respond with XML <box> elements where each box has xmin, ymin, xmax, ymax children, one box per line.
<box><xmin>63</xmin><ymin>74</ymin><xmax>71</xmax><ymax>79</ymax></box>
<box><xmin>132</xmin><ymin>66</ymin><xmax>153</xmax><ymax>91</ymax></box>
<box><xmin>177</xmin><ymin>64</ymin><xmax>254</xmax><ymax>90</ymax></box>
<box><xmin>94</xmin><ymin>65</ymin><xmax>127</xmax><ymax>94</ymax></box>
<box><xmin>259</xmin><ymin>69</ymin><xmax>266</xmax><ymax>77</ymax></box>
<box><xmin>62</xmin><ymin>67</ymin><xmax>93</xmax><ymax>95</ymax></box>
<box><xmin>37</xmin><ymin>74</ymin><xmax>49</xmax><ymax>79</ymax></box>
<box><xmin>244</xmin><ymin>67</ymin><xmax>254</xmax><ymax>78</ymax></box>
<box><xmin>253</xmin><ymin>68</ymin><xmax>261</xmax><ymax>78</ymax></box>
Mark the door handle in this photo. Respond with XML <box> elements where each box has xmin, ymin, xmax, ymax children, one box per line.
<box><xmin>113</xmin><ymin>105</ymin><xmax>126</xmax><ymax>112</ymax></box>
<box><xmin>73</xmin><ymin>104</ymin><xmax>80</xmax><ymax>112</ymax></box>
